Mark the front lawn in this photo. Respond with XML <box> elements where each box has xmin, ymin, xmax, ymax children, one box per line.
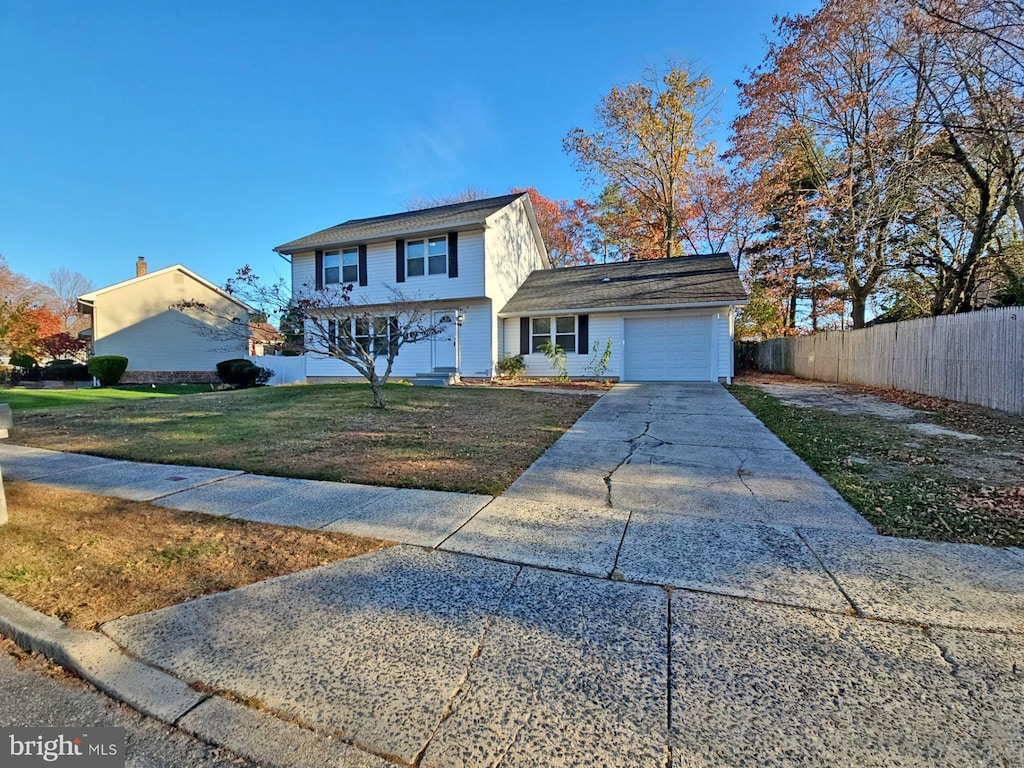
<box><xmin>8</xmin><ymin>383</ymin><xmax>597</xmax><ymax>495</ymax></box>
<box><xmin>0</xmin><ymin>482</ymin><xmax>389</xmax><ymax>629</ymax></box>
<box><xmin>1</xmin><ymin>384</ymin><xmax>211</xmax><ymax>411</ymax></box>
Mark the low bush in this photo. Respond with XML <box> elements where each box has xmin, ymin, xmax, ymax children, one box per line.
<box><xmin>87</xmin><ymin>356</ymin><xmax>129</xmax><ymax>386</ymax></box>
<box><xmin>495</xmin><ymin>353</ymin><xmax>526</xmax><ymax>378</ymax></box>
<box><xmin>9</xmin><ymin>353</ymin><xmax>41</xmax><ymax>384</ymax></box>
<box><xmin>216</xmin><ymin>358</ymin><xmax>273</xmax><ymax>389</ymax></box>
<box><xmin>43</xmin><ymin>360</ymin><xmax>91</xmax><ymax>382</ymax></box>
<box><xmin>10</xmin><ymin>352</ymin><xmax>37</xmax><ymax>370</ymax></box>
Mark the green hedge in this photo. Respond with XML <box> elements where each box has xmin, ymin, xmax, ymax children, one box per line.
<box><xmin>216</xmin><ymin>358</ymin><xmax>272</xmax><ymax>389</ymax></box>
<box><xmin>87</xmin><ymin>356</ymin><xmax>129</xmax><ymax>386</ymax></box>
<box><xmin>44</xmin><ymin>360</ymin><xmax>91</xmax><ymax>382</ymax></box>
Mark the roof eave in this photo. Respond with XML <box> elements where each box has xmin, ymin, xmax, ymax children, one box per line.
<box><xmin>275</xmin><ymin>220</ymin><xmax>493</xmax><ymax>255</ymax></box>
<box><xmin>498</xmin><ymin>300</ymin><xmax>748</xmax><ymax>318</ymax></box>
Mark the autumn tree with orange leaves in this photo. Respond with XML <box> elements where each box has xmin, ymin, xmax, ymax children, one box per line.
<box><xmin>512</xmin><ymin>187</ymin><xmax>594</xmax><ymax>267</ymax></box>
<box><xmin>0</xmin><ymin>256</ymin><xmax>62</xmax><ymax>359</ymax></box>
<box><xmin>733</xmin><ymin>0</ymin><xmax>1024</xmax><ymax>329</ymax></box>
<box><xmin>564</xmin><ymin>64</ymin><xmax>718</xmax><ymax>261</ymax></box>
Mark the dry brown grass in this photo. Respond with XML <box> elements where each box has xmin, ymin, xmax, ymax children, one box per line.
<box><xmin>0</xmin><ymin>482</ymin><xmax>390</xmax><ymax>629</ymax></box>
<box><xmin>10</xmin><ymin>384</ymin><xmax>597</xmax><ymax>495</ymax></box>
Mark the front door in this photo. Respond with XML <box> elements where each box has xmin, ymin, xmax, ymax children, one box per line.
<box><xmin>432</xmin><ymin>310</ymin><xmax>456</xmax><ymax>370</ymax></box>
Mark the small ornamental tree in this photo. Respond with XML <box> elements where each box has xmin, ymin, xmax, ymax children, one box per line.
<box><xmin>176</xmin><ymin>266</ymin><xmax>448</xmax><ymax>409</ymax></box>
<box><xmin>41</xmin><ymin>332</ymin><xmax>89</xmax><ymax>362</ymax></box>
<box><xmin>87</xmin><ymin>355</ymin><xmax>129</xmax><ymax>386</ymax></box>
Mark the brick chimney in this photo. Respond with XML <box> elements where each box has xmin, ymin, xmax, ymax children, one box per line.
<box><xmin>136</xmin><ymin>256</ymin><xmax>147</xmax><ymax>277</ymax></box>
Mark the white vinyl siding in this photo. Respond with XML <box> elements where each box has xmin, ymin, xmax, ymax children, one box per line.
<box><xmin>305</xmin><ymin>299</ymin><xmax>494</xmax><ymax>379</ymax></box>
<box><xmin>502</xmin><ymin>308</ymin><xmax>735</xmax><ymax>381</ymax></box>
<box><xmin>91</xmin><ymin>269</ymin><xmax>248</xmax><ymax>372</ymax></box>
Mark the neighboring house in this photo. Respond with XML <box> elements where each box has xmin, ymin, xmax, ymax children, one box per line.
<box><xmin>77</xmin><ymin>258</ymin><xmax>251</xmax><ymax>383</ymax></box>
<box><xmin>500</xmin><ymin>254</ymin><xmax>747</xmax><ymax>382</ymax></box>
<box><xmin>249</xmin><ymin>322</ymin><xmax>284</xmax><ymax>356</ymax></box>
<box><xmin>274</xmin><ymin>193</ymin><xmax>548</xmax><ymax>380</ymax></box>
<box><xmin>275</xmin><ymin>194</ymin><xmax>746</xmax><ymax>383</ymax></box>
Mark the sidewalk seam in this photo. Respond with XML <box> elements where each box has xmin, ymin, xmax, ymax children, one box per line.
<box><xmin>795</xmin><ymin>529</ymin><xmax>864</xmax><ymax>616</ymax></box>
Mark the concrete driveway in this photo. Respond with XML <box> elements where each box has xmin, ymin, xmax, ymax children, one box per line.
<box><xmin>5</xmin><ymin>383</ymin><xmax>1023</xmax><ymax>766</ymax></box>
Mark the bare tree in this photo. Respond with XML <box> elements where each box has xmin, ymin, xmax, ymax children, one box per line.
<box><xmin>178</xmin><ymin>267</ymin><xmax>447</xmax><ymax>409</ymax></box>
<box><xmin>404</xmin><ymin>187</ymin><xmax>490</xmax><ymax>211</ymax></box>
<box><xmin>48</xmin><ymin>268</ymin><xmax>93</xmax><ymax>334</ymax></box>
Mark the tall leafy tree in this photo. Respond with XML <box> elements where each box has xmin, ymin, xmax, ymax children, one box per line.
<box><xmin>564</xmin><ymin>64</ymin><xmax>718</xmax><ymax>260</ymax></box>
<box><xmin>734</xmin><ymin>0</ymin><xmax>926</xmax><ymax>328</ymax></box>
<box><xmin>894</xmin><ymin>0</ymin><xmax>1024</xmax><ymax>314</ymax></box>
<box><xmin>0</xmin><ymin>256</ymin><xmax>60</xmax><ymax>357</ymax></box>
<box><xmin>512</xmin><ymin>187</ymin><xmax>594</xmax><ymax>267</ymax></box>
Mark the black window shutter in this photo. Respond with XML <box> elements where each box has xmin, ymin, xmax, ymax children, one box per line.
<box><xmin>448</xmin><ymin>231</ymin><xmax>459</xmax><ymax>278</ymax></box>
<box><xmin>577</xmin><ymin>314</ymin><xmax>589</xmax><ymax>355</ymax></box>
<box><xmin>395</xmin><ymin>239</ymin><xmax>405</xmax><ymax>283</ymax></box>
<box><xmin>358</xmin><ymin>244</ymin><xmax>368</xmax><ymax>287</ymax></box>
<box><xmin>519</xmin><ymin>317</ymin><xmax>530</xmax><ymax>355</ymax></box>
<box><xmin>314</xmin><ymin>251</ymin><xmax>324</xmax><ymax>290</ymax></box>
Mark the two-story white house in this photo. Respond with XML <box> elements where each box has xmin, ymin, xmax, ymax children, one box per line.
<box><xmin>275</xmin><ymin>193</ymin><xmax>748</xmax><ymax>384</ymax></box>
<box><xmin>274</xmin><ymin>193</ymin><xmax>548</xmax><ymax>381</ymax></box>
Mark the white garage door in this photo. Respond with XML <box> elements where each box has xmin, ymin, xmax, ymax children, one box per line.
<box><xmin>623</xmin><ymin>315</ymin><xmax>713</xmax><ymax>381</ymax></box>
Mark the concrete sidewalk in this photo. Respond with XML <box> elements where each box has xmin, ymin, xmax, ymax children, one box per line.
<box><xmin>0</xmin><ymin>443</ymin><xmax>490</xmax><ymax>548</ymax></box>
<box><xmin>2</xmin><ymin>383</ymin><xmax>1023</xmax><ymax>767</ymax></box>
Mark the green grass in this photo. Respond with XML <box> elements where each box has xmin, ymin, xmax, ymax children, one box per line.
<box><xmin>728</xmin><ymin>384</ymin><xmax>1023</xmax><ymax>546</ymax></box>
<box><xmin>1</xmin><ymin>384</ymin><xmax>211</xmax><ymax>411</ymax></box>
<box><xmin>9</xmin><ymin>383</ymin><xmax>595</xmax><ymax>495</ymax></box>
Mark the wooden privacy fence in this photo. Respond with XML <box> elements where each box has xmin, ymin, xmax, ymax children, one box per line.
<box><xmin>753</xmin><ymin>306</ymin><xmax>1024</xmax><ymax>415</ymax></box>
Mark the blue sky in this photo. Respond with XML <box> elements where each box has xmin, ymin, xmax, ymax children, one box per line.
<box><xmin>0</xmin><ymin>0</ymin><xmax>816</xmax><ymax>294</ymax></box>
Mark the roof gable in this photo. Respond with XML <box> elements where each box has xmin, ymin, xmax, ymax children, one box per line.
<box><xmin>77</xmin><ymin>265</ymin><xmax>252</xmax><ymax>312</ymax></box>
<box><xmin>275</xmin><ymin>193</ymin><xmax>529</xmax><ymax>253</ymax></box>
<box><xmin>499</xmin><ymin>254</ymin><xmax>747</xmax><ymax>316</ymax></box>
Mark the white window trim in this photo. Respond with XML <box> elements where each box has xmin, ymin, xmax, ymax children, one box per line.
<box><xmin>324</xmin><ymin>247</ymin><xmax>359</xmax><ymax>286</ymax></box>
<box><xmin>326</xmin><ymin>315</ymin><xmax>395</xmax><ymax>357</ymax></box>
<box><xmin>406</xmin><ymin>236</ymin><xmax>448</xmax><ymax>278</ymax></box>
<box><xmin>530</xmin><ymin>315</ymin><xmax>577</xmax><ymax>354</ymax></box>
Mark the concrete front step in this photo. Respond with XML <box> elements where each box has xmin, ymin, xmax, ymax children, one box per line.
<box><xmin>410</xmin><ymin>371</ymin><xmax>459</xmax><ymax>386</ymax></box>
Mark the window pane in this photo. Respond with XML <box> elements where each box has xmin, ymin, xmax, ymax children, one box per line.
<box><xmin>531</xmin><ymin>335</ymin><xmax>550</xmax><ymax>353</ymax></box>
<box><xmin>556</xmin><ymin>333</ymin><xmax>575</xmax><ymax>350</ymax></box>
<box><xmin>355</xmin><ymin>317</ymin><xmax>369</xmax><ymax>338</ymax></box>
<box><xmin>531</xmin><ymin>317</ymin><xmax>551</xmax><ymax>335</ymax></box>
<box><xmin>342</xmin><ymin>264</ymin><xmax>358</xmax><ymax>283</ymax></box>
<box><xmin>428</xmin><ymin>254</ymin><xmax>446</xmax><ymax>275</ymax></box>
<box><xmin>406</xmin><ymin>240</ymin><xmax>425</xmax><ymax>257</ymax></box>
<box><xmin>343</xmin><ymin>248</ymin><xmax>358</xmax><ymax>264</ymax></box>
<box><xmin>324</xmin><ymin>252</ymin><xmax>340</xmax><ymax>285</ymax></box>
<box><xmin>407</xmin><ymin>258</ymin><xmax>424</xmax><ymax>277</ymax></box>
<box><xmin>555</xmin><ymin>316</ymin><xmax>575</xmax><ymax>333</ymax></box>
<box><xmin>428</xmin><ymin>237</ymin><xmax>447</xmax><ymax>256</ymax></box>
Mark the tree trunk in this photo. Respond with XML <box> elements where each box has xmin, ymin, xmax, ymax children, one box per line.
<box><xmin>370</xmin><ymin>377</ymin><xmax>386</xmax><ymax>409</ymax></box>
<box><xmin>850</xmin><ymin>295</ymin><xmax>867</xmax><ymax>329</ymax></box>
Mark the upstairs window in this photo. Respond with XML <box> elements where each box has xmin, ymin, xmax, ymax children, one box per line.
<box><xmin>406</xmin><ymin>237</ymin><xmax>447</xmax><ymax>277</ymax></box>
<box><xmin>324</xmin><ymin>247</ymin><xmax>359</xmax><ymax>285</ymax></box>
<box><xmin>530</xmin><ymin>316</ymin><xmax>576</xmax><ymax>353</ymax></box>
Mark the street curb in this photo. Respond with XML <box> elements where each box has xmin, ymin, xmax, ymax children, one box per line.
<box><xmin>0</xmin><ymin>594</ymin><xmax>205</xmax><ymax>723</ymax></box>
<box><xmin>0</xmin><ymin>595</ymin><xmax>397</xmax><ymax>768</ymax></box>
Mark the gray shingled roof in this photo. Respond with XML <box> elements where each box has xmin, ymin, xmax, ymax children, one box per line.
<box><xmin>499</xmin><ymin>254</ymin><xmax>747</xmax><ymax>315</ymax></box>
<box><xmin>275</xmin><ymin>193</ymin><xmax>525</xmax><ymax>253</ymax></box>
